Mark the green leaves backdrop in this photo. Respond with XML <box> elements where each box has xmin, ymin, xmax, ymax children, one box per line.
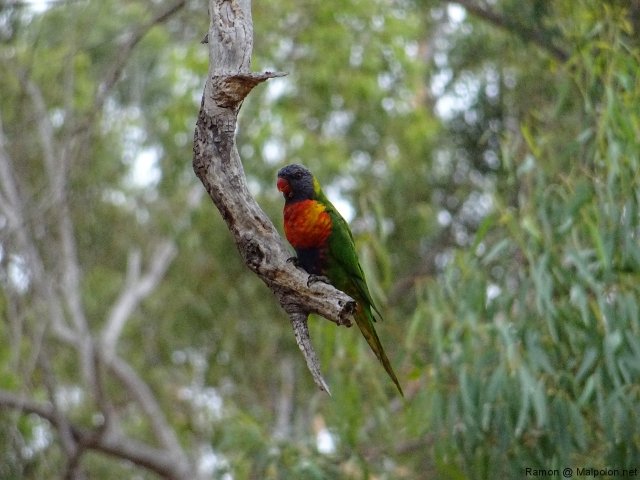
<box><xmin>0</xmin><ymin>0</ymin><xmax>639</xmax><ymax>478</ymax></box>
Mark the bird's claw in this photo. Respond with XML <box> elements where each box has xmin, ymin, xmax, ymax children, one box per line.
<box><xmin>307</xmin><ymin>274</ymin><xmax>331</xmax><ymax>287</ymax></box>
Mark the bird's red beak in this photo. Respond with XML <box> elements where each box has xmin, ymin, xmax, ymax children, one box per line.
<box><xmin>277</xmin><ymin>177</ymin><xmax>290</xmax><ymax>195</ymax></box>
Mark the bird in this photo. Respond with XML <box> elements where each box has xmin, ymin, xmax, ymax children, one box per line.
<box><xmin>277</xmin><ymin>164</ymin><xmax>403</xmax><ymax>396</ymax></box>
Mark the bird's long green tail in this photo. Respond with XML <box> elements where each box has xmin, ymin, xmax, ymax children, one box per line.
<box><xmin>354</xmin><ymin>306</ymin><xmax>404</xmax><ymax>397</ymax></box>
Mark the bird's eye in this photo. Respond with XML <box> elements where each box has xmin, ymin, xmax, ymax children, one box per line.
<box><xmin>293</xmin><ymin>172</ymin><xmax>302</xmax><ymax>180</ymax></box>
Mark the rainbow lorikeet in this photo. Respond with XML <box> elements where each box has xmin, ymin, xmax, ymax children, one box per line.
<box><xmin>277</xmin><ymin>164</ymin><xmax>403</xmax><ymax>396</ymax></box>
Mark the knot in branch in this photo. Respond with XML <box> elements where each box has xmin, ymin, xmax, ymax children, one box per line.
<box><xmin>211</xmin><ymin>72</ymin><xmax>288</xmax><ymax>109</ymax></box>
<box><xmin>241</xmin><ymin>235</ymin><xmax>264</xmax><ymax>272</ymax></box>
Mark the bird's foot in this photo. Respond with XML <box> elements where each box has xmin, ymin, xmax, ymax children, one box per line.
<box><xmin>307</xmin><ymin>274</ymin><xmax>331</xmax><ymax>287</ymax></box>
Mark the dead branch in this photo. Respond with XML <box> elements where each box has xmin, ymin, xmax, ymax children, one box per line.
<box><xmin>193</xmin><ymin>0</ymin><xmax>355</xmax><ymax>394</ymax></box>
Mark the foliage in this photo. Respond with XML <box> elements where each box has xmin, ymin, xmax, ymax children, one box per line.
<box><xmin>412</xmin><ymin>2</ymin><xmax>640</xmax><ymax>477</ymax></box>
<box><xmin>0</xmin><ymin>0</ymin><xmax>639</xmax><ymax>478</ymax></box>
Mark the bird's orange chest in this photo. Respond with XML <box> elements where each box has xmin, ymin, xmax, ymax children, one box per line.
<box><xmin>283</xmin><ymin>200</ymin><xmax>333</xmax><ymax>249</ymax></box>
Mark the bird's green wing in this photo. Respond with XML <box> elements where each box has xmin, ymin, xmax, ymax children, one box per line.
<box><xmin>316</xmin><ymin>188</ymin><xmax>403</xmax><ymax>396</ymax></box>
<box><xmin>315</xmin><ymin>190</ymin><xmax>383</xmax><ymax>320</ymax></box>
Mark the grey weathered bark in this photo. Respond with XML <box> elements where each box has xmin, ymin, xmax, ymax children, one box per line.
<box><xmin>192</xmin><ymin>0</ymin><xmax>356</xmax><ymax>394</ymax></box>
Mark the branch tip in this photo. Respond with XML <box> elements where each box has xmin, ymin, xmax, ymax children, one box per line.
<box><xmin>289</xmin><ymin>311</ymin><xmax>332</xmax><ymax>395</ymax></box>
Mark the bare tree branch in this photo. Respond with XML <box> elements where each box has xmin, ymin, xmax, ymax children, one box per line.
<box><xmin>102</xmin><ymin>241</ymin><xmax>178</xmax><ymax>353</ymax></box>
<box><xmin>37</xmin><ymin>351</ymin><xmax>88</xmax><ymax>480</ymax></box>
<box><xmin>193</xmin><ymin>0</ymin><xmax>356</xmax><ymax>395</ymax></box>
<box><xmin>445</xmin><ymin>0</ymin><xmax>570</xmax><ymax>63</ymax></box>
<box><xmin>21</xmin><ymin>0</ymin><xmax>187</xmax><ymax>406</ymax></box>
<box><xmin>17</xmin><ymin>310</ymin><xmax>187</xmax><ymax>475</ymax></box>
<box><xmin>19</xmin><ymin>82</ymin><xmax>81</xmax><ymax>338</ymax></box>
<box><xmin>95</xmin><ymin>0</ymin><xmax>187</xmax><ymax>112</ymax></box>
<box><xmin>273</xmin><ymin>356</ymin><xmax>295</xmax><ymax>439</ymax></box>
<box><xmin>22</xmin><ymin>77</ymin><xmax>65</xmax><ymax>203</ymax></box>
<box><xmin>0</xmin><ymin>108</ymin><xmax>77</xmax><ymax>344</ymax></box>
<box><xmin>0</xmin><ymin>108</ymin><xmax>26</xmax><ymax>230</ymax></box>
<box><xmin>22</xmin><ymin>72</ymin><xmax>99</xmax><ymax>402</ymax></box>
<box><xmin>55</xmin><ymin>0</ymin><xmax>188</xmax><ymax>143</ymax></box>
<box><xmin>105</xmin><ymin>355</ymin><xmax>186</xmax><ymax>460</ymax></box>
<box><xmin>0</xmin><ymin>389</ymin><xmax>194</xmax><ymax>480</ymax></box>
<box><xmin>288</xmin><ymin>310</ymin><xmax>331</xmax><ymax>394</ymax></box>
<box><xmin>4</xmin><ymin>57</ymin><xmax>186</xmax><ymax>480</ymax></box>
<box><xmin>0</xmin><ymin>2</ymin><xmax>195</xmax><ymax>477</ymax></box>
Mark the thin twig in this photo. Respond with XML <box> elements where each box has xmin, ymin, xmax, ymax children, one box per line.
<box><xmin>445</xmin><ymin>0</ymin><xmax>570</xmax><ymax>62</ymax></box>
<box><xmin>95</xmin><ymin>0</ymin><xmax>187</xmax><ymax>112</ymax></box>
<box><xmin>101</xmin><ymin>241</ymin><xmax>177</xmax><ymax>354</ymax></box>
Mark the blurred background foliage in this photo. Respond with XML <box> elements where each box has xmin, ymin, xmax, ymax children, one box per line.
<box><xmin>1</xmin><ymin>0</ymin><xmax>639</xmax><ymax>478</ymax></box>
